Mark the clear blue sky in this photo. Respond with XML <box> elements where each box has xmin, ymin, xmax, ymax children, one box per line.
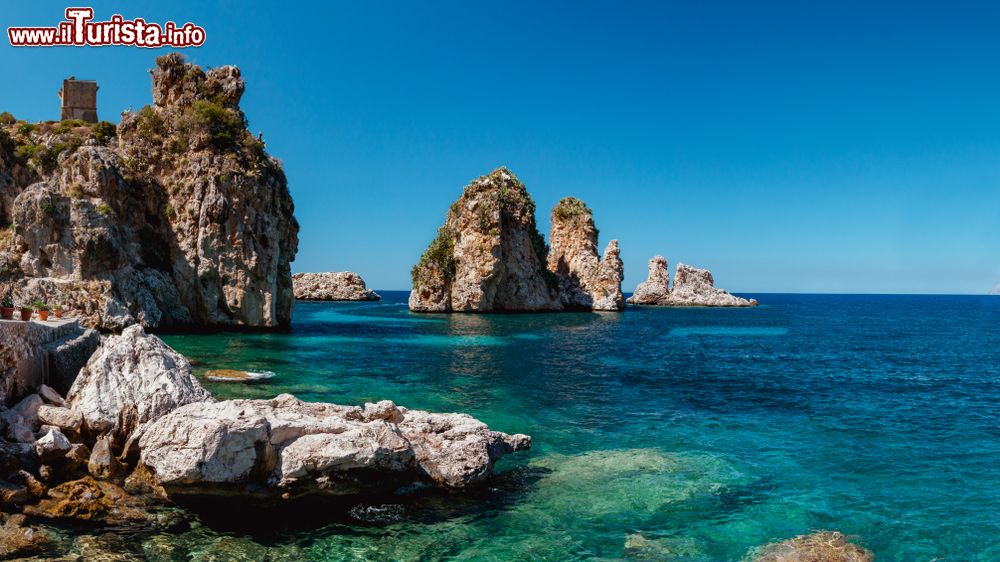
<box><xmin>3</xmin><ymin>1</ymin><xmax>999</xmax><ymax>293</ymax></box>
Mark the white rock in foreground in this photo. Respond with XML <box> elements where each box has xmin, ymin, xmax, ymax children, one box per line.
<box><xmin>292</xmin><ymin>272</ymin><xmax>381</xmax><ymax>301</ymax></box>
<box><xmin>66</xmin><ymin>325</ymin><xmax>214</xmax><ymax>442</ymax></box>
<box><xmin>137</xmin><ymin>393</ymin><xmax>530</xmax><ymax>498</ymax></box>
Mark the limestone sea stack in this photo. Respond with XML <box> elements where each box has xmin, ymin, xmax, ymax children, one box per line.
<box><xmin>627</xmin><ymin>256</ymin><xmax>757</xmax><ymax>307</ymax></box>
<box><xmin>292</xmin><ymin>272</ymin><xmax>381</xmax><ymax>301</ymax></box>
<box><xmin>547</xmin><ymin>197</ymin><xmax>624</xmax><ymax>311</ymax></box>
<box><xmin>409</xmin><ymin>167</ymin><xmax>561</xmax><ymax>312</ymax></box>
<box><xmin>0</xmin><ymin>53</ymin><xmax>298</xmax><ymax>331</ymax></box>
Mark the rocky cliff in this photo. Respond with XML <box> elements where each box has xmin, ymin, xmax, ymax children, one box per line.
<box><xmin>627</xmin><ymin>256</ymin><xmax>757</xmax><ymax>307</ymax></box>
<box><xmin>547</xmin><ymin>197</ymin><xmax>624</xmax><ymax>311</ymax></box>
<box><xmin>409</xmin><ymin>168</ymin><xmax>561</xmax><ymax>312</ymax></box>
<box><xmin>0</xmin><ymin>53</ymin><xmax>298</xmax><ymax>331</ymax></box>
<box><xmin>292</xmin><ymin>272</ymin><xmax>380</xmax><ymax>301</ymax></box>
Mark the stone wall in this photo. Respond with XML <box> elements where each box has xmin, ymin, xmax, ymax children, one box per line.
<box><xmin>0</xmin><ymin>318</ymin><xmax>99</xmax><ymax>403</ymax></box>
<box><xmin>58</xmin><ymin>79</ymin><xmax>98</xmax><ymax>123</ymax></box>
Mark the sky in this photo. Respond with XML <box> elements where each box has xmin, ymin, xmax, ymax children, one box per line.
<box><xmin>1</xmin><ymin>1</ymin><xmax>998</xmax><ymax>293</ymax></box>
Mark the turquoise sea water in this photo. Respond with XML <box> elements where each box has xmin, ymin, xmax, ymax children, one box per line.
<box><xmin>158</xmin><ymin>293</ymin><xmax>1000</xmax><ymax>561</ymax></box>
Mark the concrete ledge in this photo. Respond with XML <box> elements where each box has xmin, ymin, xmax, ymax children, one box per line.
<box><xmin>0</xmin><ymin>318</ymin><xmax>100</xmax><ymax>404</ymax></box>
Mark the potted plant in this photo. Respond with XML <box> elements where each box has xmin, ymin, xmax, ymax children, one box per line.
<box><xmin>53</xmin><ymin>304</ymin><xmax>64</xmax><ymax>319</ymax></box>
<box><xmin>0</xmin><ymin>292</ymin><xmax>13</xmax><ymax>320</ymax></box>
<box><xmin>34</xmin><ymin>300</ymin><xmax>50</xmax><ymax>321</ymax></box>
<box><xmin>19</xmin><ymin>304</ymin><xmax>32</xmax><ymax>321</ymax></box>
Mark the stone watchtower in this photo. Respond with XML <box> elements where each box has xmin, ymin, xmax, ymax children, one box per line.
<box><xmin>58</xmin><ymin>77</ymin><xmax>98</xmax><ymax>123</ymax></box>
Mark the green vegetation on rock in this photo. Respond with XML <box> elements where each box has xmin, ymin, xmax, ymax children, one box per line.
<box><xmin>412</xmin><ymin>226</ymin><xmax>456</xmax><ymax>287</ymax></box>
<box><xmin>552</xmin><ymin>196</ymin><xmax>592</xmax><ymax>222</ymax></box>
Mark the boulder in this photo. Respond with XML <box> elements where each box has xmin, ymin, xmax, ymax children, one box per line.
<box><xmin>37</xmin><ymin>384</ymin><xmax>66</xmax><ymax>407</ymax></box>
<box><xmin>409</xmin><ymin>167</ymin><xmax>561</xmax><ymax>312</ymax></box>
<box><xmin>292</xmin><ymin>272</ymin><xmax>381</xmax><ymax>301</ymax></box>
<box><xmin>547</xmin><ymin>197</ymin><xmax>625</xmax><ymax>311</ymax></box>
<box><xmin>66</xmin><ymin>325</ymin><xmax>213</xmax><ymax>442</ymax></box>
<box><xmin>24</xmin><ymin>476</ymin><xmax>151</xmax><ymax>525</ymax></box>
<box><xmin>34</xmin><ymin>427</ymin><xmax>72</xmax><ymax>462</ymax></box>
<box><xmin>746</xmin><ymin>531</ymin><xmax>873</xmax><ymax>562</ymax></box>
<box><xmin>137</xmin><ymin>393</ymin><xmax>531</xmax><ymax>499</ymax></box>
<box><xmin>37</xmin><ymin>405</ymin><xmax>82</xmax><ymax>433</ymax></box>
<box><xmin>88</xmin><ymin>436</ymin><xmax>124</xmax><ymax>479</ymax></box>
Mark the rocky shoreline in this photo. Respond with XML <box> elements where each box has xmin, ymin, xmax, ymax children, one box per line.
<box><xmin>0</xmin><ymin>326</ymin><xmax>530</xmax><ymax>558</ymax></box>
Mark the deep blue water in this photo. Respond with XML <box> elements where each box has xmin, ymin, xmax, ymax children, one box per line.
<box><xmin>161</xmin><ymin>293</ymin><xmax>1000</xmax><ymax>561</ymax></box>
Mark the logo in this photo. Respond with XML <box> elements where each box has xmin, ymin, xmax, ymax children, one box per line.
<box><xmin>8</xmin><ymin>7</ymin><xmax>205</xmax><ymax>48</ymax></box>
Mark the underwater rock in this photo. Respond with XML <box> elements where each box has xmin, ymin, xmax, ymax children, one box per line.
<box><xmin>0</xmin><ymin>513</ymin><xmax>55</xmax><ymax>559</ymax></box>
<box><xmin>409</xmin><ymin>167</ymin><xmax>562</xmax><ymax>312</ymax></box>
<box><xmin>292</xmin><ymin>272</ymin><xmax>381</xmax><ymax>301</ymax></box>
<box><xmin>745</xmin><ymin>531</ymin><xmax>873</xmax><ymax>562</ymax></box>
<box><xmin>0</xmin><ymin>53</ymin><xmax>298</xmax><ymax>331</ymax></box>
<box><xmin>136</xmin><ymin>393</ymin><xmax>531</xmax><ymax>499</ymax></box>
<box><xmin>547</xmin><ymin>197</ymin><xmax>624</xmax><ymax>311</ymax></box>
<box><xmin>203</xmin><ymin>369</ymin><xmax>275</xmax><ymax>383</ymax></box>
<box><xmin>66</xmin><ymin>325</ymin><xmax>214</xmax><ymax>443</ymax></box>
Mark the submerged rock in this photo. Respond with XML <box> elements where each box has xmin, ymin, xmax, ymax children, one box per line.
<box><xmin>0</xmin><ymin>513</ymin><xmax>55</xmax><ymax>559</ymax></box>
<box><xmin>547</xmin><ymin>197</ymin><xmax>624</xmax><ymax>311</ymax></box>
<box><xmin>66</xmin><ymin>325</ymin><xmax>213</xmax><ymax>443</ymax></box>
<box><xmin>203</xmin><ymin>369</ymin><xmax>275</xmax><ymax>383</ymax></box>
<box><xmin>745</xmin><ymin>531</ymin><xmax>873</xmax><ymax>562</ymax></box>
<box><xmin>136</xmin><ymin>393</ymin><xmax>531</xmax><ymax>499</ymax></box>
<box><xmin>409</xmin><ymin>167</ymin><xmax>561</xmax><ymax>312</ymax></box>
<box><xmin>627</xmin><ymin>257</ymin><xmax>757</xmax><ymax>307</ymax></box>
<box><xmin>292</xmin><ymin>272</ymin><xmax>381</xmax><ymax>301</ymax></box>
<box><xmin>0</xmin><ymin>53</ymin><xmax>298</xmax><ymax>331</ymax></box>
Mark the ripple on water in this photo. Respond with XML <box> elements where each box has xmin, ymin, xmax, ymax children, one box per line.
<box><xmin>668</xmin><ymin>327</ymin><xmax>789</xmax><ymax>337</ymax></box>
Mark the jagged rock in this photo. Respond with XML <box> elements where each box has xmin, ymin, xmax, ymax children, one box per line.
<box><xmin>0</xmin><ymin>53</ymin><xmax>298</xmax><ymax>331</ymax></box>
<box><xmin>547</xmin><ymin>197</ymin><xmax>624</xmax><ymax>311</ymax></box>
<box><xmin>0</xmin><ymin>513</ymin><xmax>55</xmax><ymax>559</ymax></box>
<box><xmin>1</xmin><ymin>394</ymin><xmax>43</xmax><ymax>442</ymax></box>
<box><xmin>37</xmin><ymin>405</ymin><xmax>82</xmax><ymax>433</ymax></box>
<box><xmin>34</xmin><ymin>427</ymin><xmax>72</xmax><ymax>461</ymax></box>
<box><xmin>627</xmin><ymin>255</ymin><xmax>671</xmax><ymax>305</ymax></box>
<box><xmin>15</xmin><ymin>470</ymin><xmax>46</xmax><ymax>498</ymax></box>
<box><xmin>627</xmin><ymin>258</ymin><xmax>757</xmax><ymax>307</ymax></box>
<box><xmin>409</xmin><ymin>167</ymin><xmax>561</xmax><ymax>312</ymax></box>
<box><xmin>292</xmin><ymin>272</ymin><xmax>381</xmax><ymax>301</ymax></box>
<box><xmin>66</xmin><ymin>325</ymin><xmax>213</xmax><ymax>443</ymax></box>
<box><xmin>24</xmin><ymin>476</ymin><xmax>151</xmax><ymax>525</ymax></box>
<box><xmin>38</xmin><ymin>385</ymin><xmax>66</xmax><ymax>407</ymax></box>
<box><xmin>136</xmin><ymin>393</ymin><xmax>530</xmax><ymax>499</ymax></box>
<box><xmin>0</xmin><ymin>481</ymin><xmax>30</xmax><ymax>505</ymax></box>
<box><xmin>745</xmin><ymin>531</ymin><xmax>873</xmax><ymax>562</ymax></box>
<box><xmin>87</xmin><ymin>436</ymin><xmax>123</xmax><ymax>479</ymax></box>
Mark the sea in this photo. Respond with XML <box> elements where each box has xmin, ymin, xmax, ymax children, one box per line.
<box><xmin>150</xmin><ymin>292</ymin><xmax>1000</xmax><ymax>561</ymax></box>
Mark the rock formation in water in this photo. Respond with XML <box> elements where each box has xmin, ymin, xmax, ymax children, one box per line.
<box><xmin>0</xmin><ymin>53</ymin><xmax>298</xmax><ymax>331</ymax></box>
<box><xmin>292</xmin><ymin>271</ymin><xmax>381</xmax><ymax>301</ymax></box>
<box><xmin>745</xmin><ymin>531</ymin><xmax>873</xmax><ymax>562</ymax></box>
<box><xmin>409</xmin><ymin>167</ymin><xmax>561</xmax><ymax>312</ymax></box>
<box><xmin>137</xmin><ymin>393</ymin><xmax>530</xmax><ymax>499</ymax></box>
<box><xmin>627</xmin><ymin>256</ymin><xmax>757</xmax><ymax>307</ymax></box>
<box><xmin>546</xmin><ymin>197</ymin><xmax>624</xmax><ymax>311</ymax></box>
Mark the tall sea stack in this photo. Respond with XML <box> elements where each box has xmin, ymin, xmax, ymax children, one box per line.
<box><xmin>547</xmin><ymin>197</ymin><xmax>624</xmax><ymax>311</ymax></box>
<box><xmin>409</xmin><ymin>168</ymin><xmax>561</xmax><ymax>312</ymax></box>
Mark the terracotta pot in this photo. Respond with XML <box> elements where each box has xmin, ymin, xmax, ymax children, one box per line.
<box><xmin>38</xmin><ymin>310</ymin><xmax>49</xmax><ymax>321</ymax></box>
<box><xmin>0</xmin><ymin>307</ymin><xmax>13</xmax><ymax>320</ymax></box>
<box><xmin>19</xmin><ymin>310</ymin><xmax>32</xmax><ymax>321</ymax></box>
<box><xmin>54</xmin><ymin>309</ymin><xmax>63</xmax><ymax>319</ymax></box>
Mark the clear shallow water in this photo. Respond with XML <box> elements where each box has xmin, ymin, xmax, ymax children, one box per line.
<box><xmin>155</xmin><ymin>293</ymin><xmax>1000</xmax><ymax>561</ymax></box>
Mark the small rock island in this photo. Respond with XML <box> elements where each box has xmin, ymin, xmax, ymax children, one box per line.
<box><xmin>628</xmin><ymin>255</ymin><xmax>757</xmax><ymax>307</ymax></box>
<box><xmin>292</xmin><ymin>272</ymin><xmax>381</xmax><ymax>301</ymax></box>
<box><xmin>409</xmin><ymin>167</ymin><xmax>626</xmax><ymax>313</ymax></box>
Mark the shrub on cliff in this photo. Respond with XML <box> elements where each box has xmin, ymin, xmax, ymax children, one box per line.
<box><xmin>412</xmin><ymin>226</ymin><xmax>456</xmax><ymax>286</ymax></box>
<box><xmin>0</xmin><ymin>112</ymin><xmax>15</xmax><ymax>125</ymax></box>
